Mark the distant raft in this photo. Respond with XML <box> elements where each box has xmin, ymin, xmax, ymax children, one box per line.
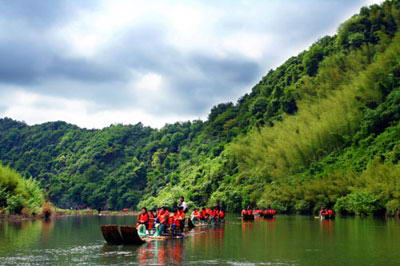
<box><xmin>101</xmin><ymin>225</ymin><xmax>145</xmax><ymax>245</ymax></box>
<box><xmin>242</xmin><ymin>214</ymin><xmax>255</xmax><ymax>221</ymax></box>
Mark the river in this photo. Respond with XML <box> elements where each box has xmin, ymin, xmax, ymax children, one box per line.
<box><xmin>0</xmin><ymin>215</ymin><xmax>399</xmax><ymax>265</ymax></box>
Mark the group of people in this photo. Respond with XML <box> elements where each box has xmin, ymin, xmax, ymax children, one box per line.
<box><xmin>242</xmin><ymin>208</ymin><xmax>277</xmax><ymax>219</ymax></box>
<box><xmin>136</xmin><ymin>206</ymin><xmax>187</xmax><ymax>236</ymax></box>
<box><xmin>190</xmin><ymin>207</ymin><xmax>225</xmax><ymax>224</ymax></box>
<box><xmin>136</xmin><ymin>196</ymin><xmax>225</xmax><ymax>237</ymax></box>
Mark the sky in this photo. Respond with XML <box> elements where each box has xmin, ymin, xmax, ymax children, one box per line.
<box><xmin>0</xmin><ymin>0</ymin><xmax>382</xmax><ymax>129</ymax></box>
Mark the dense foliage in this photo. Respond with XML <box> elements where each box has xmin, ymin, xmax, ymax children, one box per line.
<box><xmin>0</xmin><ymin>1</ymin><xmax>399</xmax><ymax>216</ymax></box>
<box><xmin>0</xmin><ymin>164</ymin><xmax>44</xmax><ymax>215</ymax></box>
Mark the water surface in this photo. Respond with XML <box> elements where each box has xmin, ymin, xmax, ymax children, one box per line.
<box><xmin>0</xmin><ymin>215</ymin><xmax>399</xmax><ymax>265</ymax></box>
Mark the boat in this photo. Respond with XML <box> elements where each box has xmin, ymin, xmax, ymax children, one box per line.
<box><xmin>319</xmin><ymin>209</ymin><xmax>335</xmax><ymax>220</ymax></box>
<box><xmin>101</xmin><ymin>225</ymin><xmax>145</xmax><ymax>245</ymax></box>
<box><xmin>101</xmin><ymin>218</ymin><xmax>198</xmax><ymax>244</ymax></box>
<box><xmin>262</xmin><ymin>209</ymin><xmax>277</xmax><ymax>219</ymax></box>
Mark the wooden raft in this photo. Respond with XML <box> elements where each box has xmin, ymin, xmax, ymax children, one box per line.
<box><xmin>242</xmin><ymin>214</ymin><xmax>255</xmax><ymax>221</ymax></box>
<box><xmin>101</xmin><ymin>225</ymin><xmax>145</xmax><ymax>245</ymax></box>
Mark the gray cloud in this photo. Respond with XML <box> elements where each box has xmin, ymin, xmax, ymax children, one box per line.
<box><xmin>0</xmin><ymin>0</ymin><xmax>96</xmax><ymax>29</ymax></box>
<box><xmin>0</xmin><ymin>0</ymin><xmax>372</xmax><ymax>127</ymax></box>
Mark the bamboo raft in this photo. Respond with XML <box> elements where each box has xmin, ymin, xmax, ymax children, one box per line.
<box><xmin>101</xmin><ymin>217</ymin><xmax>224</xmax><ymax>244</ymax></box>
<box><xmin>101</xmin><ymin>218</ymin><xmax>196</xmax><ymax>244</ymax></box>
<box><xmin>101</xmin><ymin>225</ymin><xmax>145</xmax><ymax>245</ymax></box>
<box><xmin>242</xmin><ymin>214</ymin><xmax>255</xmax><ymax>221</ymax></box>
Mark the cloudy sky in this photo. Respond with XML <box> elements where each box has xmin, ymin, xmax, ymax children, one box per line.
<box><xmin>0</xmin><ymin>0</ymin><xmax>382</xmax><ymax>128</ymax></box>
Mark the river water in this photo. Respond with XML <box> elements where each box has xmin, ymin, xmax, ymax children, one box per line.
<box><xmin>0</xmin><ymin>215</ymin><xmax>399</xmax><ymax>265</ymax></box>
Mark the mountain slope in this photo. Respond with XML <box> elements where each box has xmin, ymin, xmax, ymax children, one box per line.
<box><xmin>0</xmin><ymin>1</ymin><xmax>399</xmax><ymax>215</ymax></box>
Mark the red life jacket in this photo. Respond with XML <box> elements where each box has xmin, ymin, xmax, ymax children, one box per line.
<box><xmin>159</xmin><ymin>211</ymin><xmax>169</xmax><ymax>225</ymax></box>
<box><xmin>168</xmin><ymin>214</ymin><xmax>175</xmax><ymax>225</ymax></box>
<box><xmin>138</xmin><ymin>213</ymin><xmax>149</xmax><ymax>223</ymax></box>
<box><xmin>174</xmin><ymin>211</ymin><xmax>185</xmax><ymax>226</ymax></box>
<box><xmin>148</xmin><ymin>212</ymin><xmax>155</xmax><ymax>229</ymax></box>
<box><xmin>219</xmin><ymin>210</ymin><xmax>225</xmax><ymax>218</ymax></box>
<box><xmin>320</xmin><ymin>209</ymin><xmax>328</xmax><ymax>216</ymax></box>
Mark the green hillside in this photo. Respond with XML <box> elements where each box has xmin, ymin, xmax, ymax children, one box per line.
<box><xmin>0</xmin><ymin>1</ymin><xmax>399</xmax><ymax>215</ymax></box>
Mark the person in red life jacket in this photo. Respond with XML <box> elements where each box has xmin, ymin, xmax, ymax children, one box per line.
<box><xmin>242</xmin><ymin>207</ymin><xmax>253</xmax><ymax>216</ymax></box>
<box><xmin>191</xmin><ymin>208</ymin><xmax>201</xmax><ymax>224</ymax></box>
<box><xmin>200</xmin><ymin>207</ymin><xmax>209</xmax><ymax>224</ymax></box>
<box><xmin>136</xmin><ymin>207</ymin><xmax>149</xmax><ymax>229</ymax></box>
<box><xmin>158</xmin><ymin>207</ymin><xmax>170</xmax><ymax>235</ymax></box>
<box><xmin>172</xmin><ymin>207</ymin><xmax>185</xmax><ymax>234</ymax></box>
<box><xmin>214</xmin><ymin>207</ymin><xmax>220</xmax><ymax>221</ymax></box>
<box><xmin>218</xmin><ymin>209</ymin><xmax>225</xmax><ymax>220</ymax></box>
<box><xmin>168</xmin><ymin>212</ymin><xmax>175</xmax><ymax>231</ymax></box>
<box><xmin>320</xmin><ymin>209</ymin><xmax>328</xmax><ymax>216</ymax></box>
<box><xmin>208</xmin><ymin>207</ymin><xmax>217</xmax><ymax>224</ymax></box>
<box><xmin>156</xmin><ymin>207</ymin><xmax>162</xmax><ymax>218</ymax></box>
<box><xmin>206</xmin><ymin>208</ymin><xmax>214</xmax><ymax>223</ymax></box>
<box><xmin>148</xmin><ymin>210</ymin><xmax>155</xmax><ymax>231</ymax></box>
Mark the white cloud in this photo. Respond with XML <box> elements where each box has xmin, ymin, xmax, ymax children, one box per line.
<box><xmin>0</xmin><ymin>89</ymin><xmax>192</xmax><ymax>128</ymax></box>
<box><xmin>133</xmin><ymin>72</ymin><xmax>164</xmax><ymax>92</ymax></box>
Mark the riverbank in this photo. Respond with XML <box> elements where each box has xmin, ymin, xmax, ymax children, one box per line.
<box><xmin>0</xmin><ymin>209</ymin><xmax>138</xmax><ymax>222</ymax></box>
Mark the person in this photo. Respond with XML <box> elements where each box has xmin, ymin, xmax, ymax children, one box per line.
<box><xmin>137</xmin><ymin>207</ymin><xmax>149</xmax><ymax>227</ymax></box>
<box><xmin>172</xmin><ymin>207</ymin><xmax>185</xmax><ymax>234</ymax></box>
<box><xmin>218</xmin><ymin>208</ymin><xmax>225</xmax><ymax>222</ymax></box>
<box><xmin>136</xmin><ymin>207</ymin><xmax>149</xmax><ymax>236</ymax></box>
<box><xmin>191</xmin><ymin>208</ymin><xmax>201</xmax><ymax>224</ymax></box>
<box><xmin>155</xmin><ymin>206</ymin><xmax>170</xmax><ymax>236</ymax></box>
<box><xmin>208</xmin><ymin>207</ymin><xmax>216</xmax><ymax>224</ymax></box>
<box><xmin>148</xmin><ymin>209</ymin><xmax>156</xmax><ymax>232</ymax></box>
<box><xmin>241</xmin><ymin>206</ymin><xmax>253</xmax><ymax>217</ymax></box>
<box><xmin>200</xmin><ymin>207</ymin><xmax>209</xmax><ymax>224</ymax></box>
<box><xmin>178</xmin><ymin>196</ymin><xmax>188</xmax><ymax>213</ymax></box>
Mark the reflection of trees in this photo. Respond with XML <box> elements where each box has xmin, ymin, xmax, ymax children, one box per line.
<box><xmin>40</xmin><ymin>219</ymin><xmax>55</xmax><ymax>244</ymax></box>
<box><xmin>0</xmin><ymin>220</ymin><xmax>42</xmax><ymax>255</ymax></box>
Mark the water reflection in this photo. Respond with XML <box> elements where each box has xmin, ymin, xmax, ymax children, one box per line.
<box><xmin>264</xmin><ymin>217</ymin><xmax>276</xmax><ymax>232</ymax></box>
<box><xmin>40</xmin><ymin>219</ymin><xmax>55</xmax><ymax>244</ymax></box>
<box><xmin>0</xmin><ymin>220</ymin><xmax>42</xmax><ymax>255</ymax></box>
<box><xmin>1</xmin><ymin>215</ymin><xmax>400</xmax><ymax>265</ymax></box>
<box><xmin>320</xmin><ymin>219</ymin><xmax>334</xmax><ymax>236</ymax></box>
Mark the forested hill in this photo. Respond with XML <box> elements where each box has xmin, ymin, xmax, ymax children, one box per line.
<box><xmin>1</xmin><ymin>1</ymin><xmax>399</xmax><ymax>215</ymax></box>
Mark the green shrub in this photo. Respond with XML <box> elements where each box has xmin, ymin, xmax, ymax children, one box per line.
<box><xmin>385</xmin><ymin>199</ymin><xmax>400</xmax><ymax>216</ymax></box>
<box><xmin>0</xmin><ymin>164</ymin><xmax>44</xmax><ymax>215</ymax></box>
<box><xmin>294</xmin><ymin>200</ymin><xmax>311</xmax><ymax>214</ymax></box>
<box><xmin>334</xmin><ymin>191</ymin><xmax>381</xmax><ymax>216</ymax></box>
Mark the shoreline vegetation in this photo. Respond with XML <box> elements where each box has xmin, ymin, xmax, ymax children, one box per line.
<box><xmin>0</xmin><ymin>1</ymin><xmax>399</xmax><ymax>218</ymax></box>
<box><xmin>0</xmin><ymin>209</ymin><xmax>139</xmax><ymax>222</ymax></box>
